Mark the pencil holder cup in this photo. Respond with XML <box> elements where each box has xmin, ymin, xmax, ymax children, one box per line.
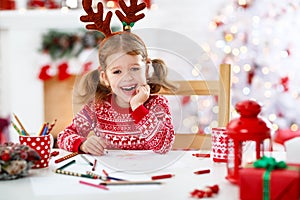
<box><xmin>19</xmin><ymin>134</ymin><xmax>51</xmax><ymax>169</ymax></box>
<box><xmin>211</xmin><ymin>127</ymin><xmax>232</xmax><ymax>163</ymax></box>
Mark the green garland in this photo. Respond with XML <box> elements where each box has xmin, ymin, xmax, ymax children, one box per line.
<box><xmin>40</xmin><ymin>26</ymin><xmax>120</xmax><ymax>60</ymax></box>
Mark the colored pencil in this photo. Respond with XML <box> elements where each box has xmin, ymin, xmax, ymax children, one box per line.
<box><xmin>46</xmin><ymin>119</ymin><xmax>57</xmax><ymax>135</ymax></box>
<box><xmin>100</xmin><ymin>180</ymin><xmax>162</xmax><ymax>186</ymax></box>
<box><xmin>151</xmin><ymin>174</ymin><xmax>174</xmax><ymax>180</ymax></box>
<box><xmin>41</xmin><ymin>123</ymin><xmax>49</xmax><ymax>136</ymax></box>
<box><xmin>13</xmin><ymin>113</ymin><xmax>29</xmax><ymax>135</ymax></box>
<box><xmin>86</xmin><ymin>171</ymin><xmax>126</xmax><ymax>181</ymax></box>
<box><xmin>193</xmin><ymin>169</ymin><xmax>211</xmax><ymax>175</ymax></box>
<box><xmin>102</xmin><ymin>169</ymin><xmax>109</xmax><ymax>176</ymax></box>
<box><xmin>54</xmin><ymin>152</ymin><xmax>79</xmax><ymax>163</ymax></box>
<box><xmin>79</xmin><ymin>180</ymin><xmax>109</xmax><ymax>190</ymax></box>
<box><xmin>11</xmin><ymin>121</ymin><xmax>22</xmax><ymax>135</ymax></box>
<box><xmin>38</xmin><ymin>122</ymin><xmax>47</xmax><ymax>136</ymax></box>
<box><xmin>21</xmin><ymin>130</ymin><xmax>26</xmax><ymax>136</ymax></box>
<box><xmin>80</xmin><ymin>155</ymin><xmax>93</xmax><ymax>166</ymax></box>
<box><xmin>54</xmin><ymin>169</ymin><xmax>97</xmax><ymax>179</ymax></box>
<box><xmin>57</xmin><ymin>160</ymin><xmax>76</xmax><ymax>170</ymax></box>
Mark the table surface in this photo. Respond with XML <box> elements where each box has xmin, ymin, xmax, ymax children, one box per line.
<box><xmin>0</xmin><ymin>149</ymin><xmax>286</xmax><ymax>200</ymax></box>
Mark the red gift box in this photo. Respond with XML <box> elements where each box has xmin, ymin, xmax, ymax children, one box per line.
<box><xmin>239</xmin><ymin>165</ymin><xmax>300</xmax><ymax>200</ymax></box>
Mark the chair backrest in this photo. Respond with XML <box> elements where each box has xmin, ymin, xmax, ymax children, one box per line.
<box><xmin>159</xmin><ymin>63</ymin><xmax>231</xmax><ymax>150</ymax></box>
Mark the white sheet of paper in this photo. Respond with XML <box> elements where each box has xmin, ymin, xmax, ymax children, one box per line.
<box><xmin>29</xmin><ymin>150</ymin><xmax>186</xmax><ymax>196</ymax></box>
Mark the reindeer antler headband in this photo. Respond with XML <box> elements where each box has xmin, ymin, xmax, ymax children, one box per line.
<box><xmin>80</xmin><ymin>0</ymin><xmax>146</xmax><ymax>37</ymax></box>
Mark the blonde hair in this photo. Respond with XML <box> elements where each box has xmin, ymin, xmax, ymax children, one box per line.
<box><xmin>75</xmin><ymin>32</ymin><xmax>177</xmax><ymax>104</ymax></box>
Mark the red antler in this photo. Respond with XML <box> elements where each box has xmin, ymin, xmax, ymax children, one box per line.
<box><xmin>80</xmin><ymin>0</ymin><xmax>113</xmax><ymax>36</ymax></box>
<box><xmin>115</xmin><ymin>0</ymin><xmax>146</xmax><ymax>31</ymax></box>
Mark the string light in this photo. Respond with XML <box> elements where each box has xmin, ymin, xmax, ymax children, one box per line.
<box><xmin>261</xmin><ymin>67</ymin><xmax>270</xmax><ymax>75</ymax></box>
<box><xmin>212</xmin><ymin>106</ymin><xmax>219</xmax><ymax>114</ymax></box>
<box><xmin>233</xmin><ymin>65</ymin><xmax>241</xmax><ymax>74</ymax></box>
<box><xmin>290</xmin><ymin>124</ymin><xmax>298</xmax><ymax>131</ymax></box>
<box><xmin>106</xmin><ymin>1</ymin><xmax>116</xmax><ymax>8</ymax></box>
<box><xmin>191</xmin><ymin>126</ymin><xmax>199</xmax><ymax>133</ymax></box>
<box><xmin>242</xmin><ymin>87</ymin><xmax>250</xmax><ymax>95</ymax></box>
<box><xmin>192</xmin><ymin>68</ymin><xmax>200</xmax><ymax>76</ymax></box>
<box><xmin>232</xmin><ymin>75</ymin><xmax>239</xmax><ymax>84</ymax></box>
<box><xmin>264</xmin><ymin>81</ymin><xmax>272</xmax><ymax>89</ymax></box>
<box><xmin>272</xmin><ymin>124</ymin><xmax>279</xmax><ymax>131</ymax></box>
<box><xmin>268</xmin><ymin>114</ymin><xmax>277</xmax><ymax>122</ymax></box>
<box><xmin>243</xmin><ymin>64</ymin><xmax>251</xmax><ymax>71</ymax></box>
<box><xmin>223</xmin><ymin>45</ymin><xmax>232</xmax><ymax>54</ymax></box>
<box><xmin>264</xmin><ymin>90</ymin><xmax>272</xmax><ymax>98</ymax></box>
<box><xmin>224</xmin><ymin>33</ymin><xmax>234</xmax><ymax>42</ymax></box>
<box><xmin>232</xmin><ymin>48</ymin><xmax>240</xmax><ymax>56</ymax></box>
<box><xmin>240</xmin><ymin>46</ymin><xmax>248</xmax><ymax>53</ymax></box>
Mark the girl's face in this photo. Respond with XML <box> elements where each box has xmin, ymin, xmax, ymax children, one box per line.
<box><xmin>100</xmin><ymin>53</ymin><xmax>147</xmax><ymax>108</ymax></box>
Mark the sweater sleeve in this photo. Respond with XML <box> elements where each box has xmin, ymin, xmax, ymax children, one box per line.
<box><xmin>131</xmin><ymin>104</ymin><xmax>149</xmax><ymax>123</ymax></box>
<box><xmin>133</xmin><ymin>95</ymin><xmax>175</xmax><ymax>154</ymax></box>
<box><xmin>57</xmin><ymin>103</ymin><xmax>95</xmax><ymax>152</ymax></box>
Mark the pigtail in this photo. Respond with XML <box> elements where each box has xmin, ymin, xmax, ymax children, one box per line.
<box><xmin>74</xmin><ymin>69</ymin><xmax>111</xmax><ymax>104</ymax></box>
<box><xmin>148</xmin><ymin>59</ymin><xmax>178</xmax><ymax>94</ymax></box>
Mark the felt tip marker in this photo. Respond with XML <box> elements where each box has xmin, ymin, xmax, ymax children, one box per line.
<box><xmin>81</xmin><ymin>155</ymin><xmax>93</xmax><ymax>166</ymax></box>
<box><xmin>151</xmin><ymin>174</ymin><xmax>174</xmax><ymax>180</ymax></box>
<box><xmin>193</xmin><ymin>169</ymin><xmax>211</xmax><ymax>175</ymax></box>
<box><xmin>192</xmin><ymin>153</ymin><xmax>211</xmax><ymax>158</ymax></box>
<box><xmin>92</xmin><ymin>159</ymin><xmax>97</xmax><ymax>171</ymax></box>
<box><xmin>57</xmin><ymin>160</ymin><xmax>76</xmax><ymax>170</ymax></box>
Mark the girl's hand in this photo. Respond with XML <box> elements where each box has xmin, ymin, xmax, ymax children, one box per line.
<box><xmin>80</xmin><ymin>135</ymin><xmax>107</xmax><ymax>156</ymax></box>
<box><xmin>130</xmin><ymin>84</ymin><xmax>150</xmax><ymax>111</ymax></box>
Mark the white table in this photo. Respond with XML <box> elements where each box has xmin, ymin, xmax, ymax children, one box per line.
<box><xmin>0</xmin><ymin>149</ymin><xmax>260</xmax><ymax>200</ymax></box>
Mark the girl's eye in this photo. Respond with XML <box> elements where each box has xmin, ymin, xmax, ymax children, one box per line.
<box><xmin>112</xmin><ymin>70</ymin><xmax>122</xmax><ymax>74</ymax></box>
<box><xmin>131</xmin><ymin>66</ymin><xmax>140</xmax><ymax>71</ymax></box>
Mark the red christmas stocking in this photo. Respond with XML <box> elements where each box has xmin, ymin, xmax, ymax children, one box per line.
<box><xmin>57</xmin><ymin>62</ymin><xmax>71</xmax><ymax>81</ymax></box>
<box><xmin>38</xmin><ymin>64</ymin><xmax>53</xmax><ymax>81</ymax></box>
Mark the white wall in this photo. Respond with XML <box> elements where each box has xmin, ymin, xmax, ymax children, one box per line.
<box><xmin>0</xmin><ymin>0</ymin><xmax>226</xmax><ymax>141</ymax></box>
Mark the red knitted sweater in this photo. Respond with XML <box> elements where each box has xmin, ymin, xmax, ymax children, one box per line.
<box><xmin>57</xmin><ymin>94</ymin><xmax>175</xmax><ymax>154</ymax></box>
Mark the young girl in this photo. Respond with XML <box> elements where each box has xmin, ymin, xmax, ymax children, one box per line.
<box><xmin>57</xmin><ymin>32</ymin><xmax>178</xmax><ymax>155</ymax></box>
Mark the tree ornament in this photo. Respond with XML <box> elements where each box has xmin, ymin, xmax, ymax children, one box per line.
<box><xmin>190</xmin><ymin>184</ymin><xmax>219</xmax><ymax>199</ymax></box>
<box><xmin>280</xmin><ymin>76</ymin><xmax>289</xmax><ymax>92</ymax></box>
<box><xmin>247</xmin><ymin>69</ymin><xmax>255</xmax><ymax>85</ymax></box>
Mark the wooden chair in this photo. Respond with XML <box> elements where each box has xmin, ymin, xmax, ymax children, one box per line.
<box><xmin>159</xmin><ymin>63</ymin><xmax>231</xmax><ymax>150</ymax></box>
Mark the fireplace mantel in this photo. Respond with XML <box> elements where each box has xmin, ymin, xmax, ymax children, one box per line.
<box><xmin>0</xmin><ymin>9</ymin><xmax>83</xmax><ymax>29</ymax></box>
<box><xmin>0</xmin><ymin>9</ymin><xmax>85</xmax><ymax>141</ymax></box>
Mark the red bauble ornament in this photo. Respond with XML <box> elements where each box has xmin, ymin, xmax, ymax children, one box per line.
<box><xmin>247</xmin><ymin>70</ymin><xmax>255</xmax><ymax>85</ymax></box>
<box><xmin>280</xmin><ymin>76</ymin><xmax>289</xmax><ymax>92</ymax></box>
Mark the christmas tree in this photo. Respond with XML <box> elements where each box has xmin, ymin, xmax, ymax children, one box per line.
<box><xmin>207</xmin><ymin>0</ymin><xmax>300</xmax><ymax>141</ymax></box>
